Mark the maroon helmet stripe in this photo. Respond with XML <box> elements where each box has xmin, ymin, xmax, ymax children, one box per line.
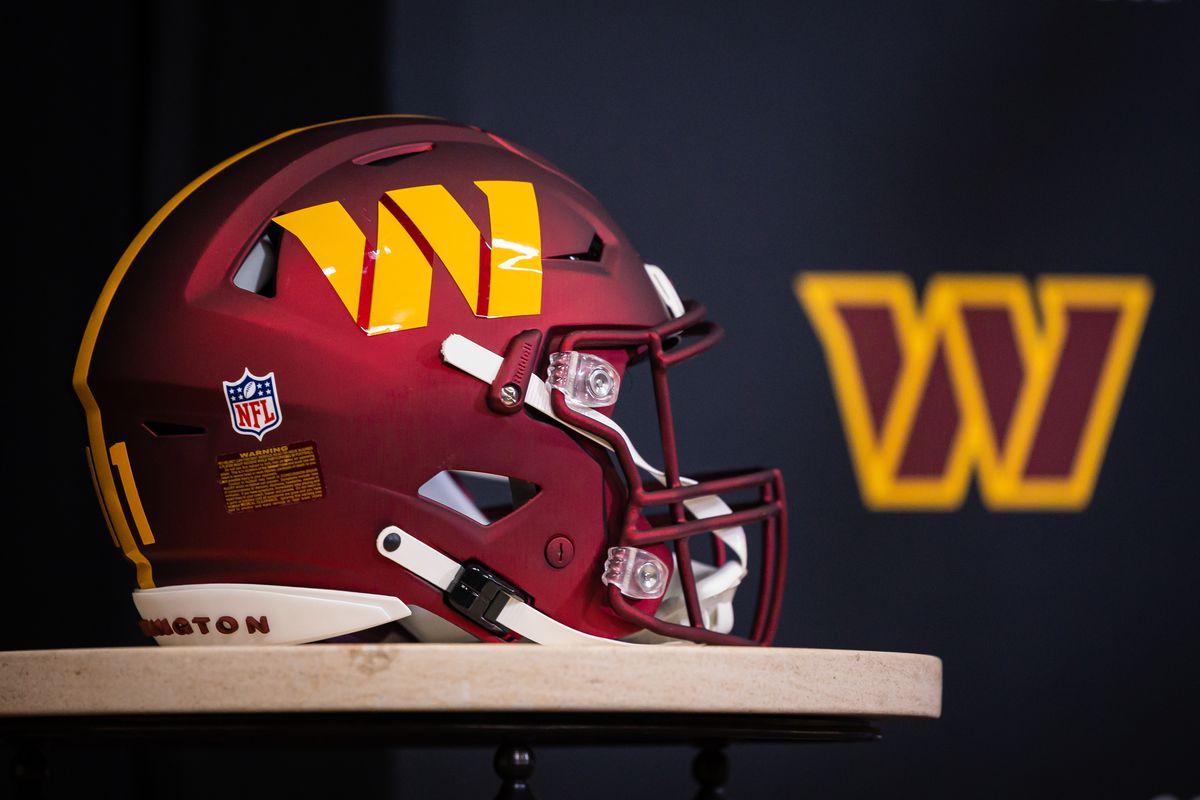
<box><xmin>356</xmin><ymin>240</ymin><xmax>378</xmax><ymax>331</ymax></box>
<box><xmin>477</xmin><ymin>235</ymin><xmax>492</xmax><ymax>317</ymax></box>
<box><xmin>377</xmin><ymin>192</ymin><xmax>494</xmax><ymax>318</ymax></box>
<box><xmin>379</xmin><ymin>193</ymin><xmax>434</xmax><ymax>264</ymax></box>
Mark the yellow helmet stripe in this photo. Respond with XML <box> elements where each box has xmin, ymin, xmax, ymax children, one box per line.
<box><xmin>72</xmin><ymin>115</ymin><xmax>434</xmax><ymax>588</ymax></box>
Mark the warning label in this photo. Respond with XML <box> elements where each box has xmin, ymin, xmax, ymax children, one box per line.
<box><xmin>217</xmin><ymin>441</ymin><xmax>325</xmax><ymax>513</ymax></box>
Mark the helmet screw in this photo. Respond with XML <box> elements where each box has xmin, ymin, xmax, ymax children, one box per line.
<box><xmin>545</xmin><ymin>535</ymin><xmax>575</xmax><ymax>568</ymax></box>
<box><xmin>637</xmin><ymin>561</ymin><xmax>662</xmax><ymax>591</ymax></box>
<box><xmin>499</xmin><ymin>384</ymin><xmax>521</xmax><ymax>407</ymax></box>
<box><xmin>382</xmin><ymin>532</ymin><xmax>402</xmax><ymax>552</ymax></box>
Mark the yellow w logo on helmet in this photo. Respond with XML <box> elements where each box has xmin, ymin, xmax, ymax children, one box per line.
<box><xmin>274</xmin><ymin>181</ymin><xmax>542</xmax><ymax>335</ymax></box>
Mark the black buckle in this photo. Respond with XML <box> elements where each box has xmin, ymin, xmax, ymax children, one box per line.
<box><xmin>444</xmin><ymin>561</ymin><xmax>529</xmax><ymax>638</ymax></box>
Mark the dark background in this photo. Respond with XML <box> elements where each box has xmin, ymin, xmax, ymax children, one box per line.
<box><xmin>7</xmin><ymin>1</ymin><xmax>1199</xmax><ymax>797</ymax></box>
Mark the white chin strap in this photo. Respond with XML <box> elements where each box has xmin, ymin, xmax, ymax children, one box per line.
<box><xmin>437</xmin><ymin>333</ymin><xmax>748</xmax><ymax>636</ymax></box>
<box><xmin>375</xmin><ymin>526</ymin><xmax>635</xmax><ymax>646</ymax></box>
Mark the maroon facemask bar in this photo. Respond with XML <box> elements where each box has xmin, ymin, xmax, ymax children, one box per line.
<box><xmin>549</xmin><ymin>300</ymin><xmax>788</xmax><ymax>646</ymax></box>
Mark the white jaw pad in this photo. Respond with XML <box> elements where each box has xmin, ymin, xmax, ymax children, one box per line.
<box><xmin>132</xmin><ymin>584</ymin><xmax>410</xmax><ymax>646</ymax></box>
<box><xmin>644</xmin><ymin>263</ymin><xmax>686</xmax><ymax>319</ymax></box>
<box><xmin>375</xmin><ymin>526</ymin><xmax>640</xmax><ymax>646</ymax></box>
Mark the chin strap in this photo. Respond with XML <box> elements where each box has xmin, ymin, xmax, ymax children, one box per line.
<box><xmin>375</xmin><ymin>526</ymin><xmax>639</xmax><ymax>646</ymax></box>
<box><xmin>439</xmin><ymin>333</ymin><xmax>748</xmax><ymax>634</ymax></box>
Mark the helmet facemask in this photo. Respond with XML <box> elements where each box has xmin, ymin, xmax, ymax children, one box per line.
<box><xmin>547</xmin><ymin>299</ymin><xmax>788</xmax><ymax>645</ymax></box>
<box><xmin>441</xmin><ymin>282</ymin><xmax>788</xmax><ymax>645</ymax></box>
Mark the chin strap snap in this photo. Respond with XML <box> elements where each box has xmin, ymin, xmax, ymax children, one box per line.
<box><xmin>439</xmin><ymin>333</ymin><xmax>747</xmax><ymax>634</ymax></box>
<box><xmin>376</xmin><ymin>526</ymin><xmax>640</xmax><ymax>646</ymax></box>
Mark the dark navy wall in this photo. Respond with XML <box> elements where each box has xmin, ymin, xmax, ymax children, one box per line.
<box><xmin>9</xmin><ymin>2</ymin><xmax>1198</xmax><ymax>798</ymax></box>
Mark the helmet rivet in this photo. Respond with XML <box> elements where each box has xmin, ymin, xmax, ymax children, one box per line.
<box><xmin>636</xmin><ymin>561</ymin><xmax>661</xmax><ymax>590</ymax></box>
<box><xmin>499</xmin><ymin>384</ymin><xmax>521</xmax><ymax>407</ymax></box>
<box><xmin>382</xmin><ymin>532</ymin><xmax>402</xmax><ymax>552</ymax></box>
<box><xmin>587</xmin><ymin>367</ymin><xmax>613</xmax><ymax>400</ymax></box>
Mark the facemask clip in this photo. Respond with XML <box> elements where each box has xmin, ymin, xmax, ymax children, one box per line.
<box><xmin>547</xmin><ymin>351</ymin><xmax>620</xmax><ymax>408</ymax></box>
<box><xmin>486</xmin><ymin>329</ymin><xmax>544</xmax><ymax>415</ymax></box>
<box><xmin>602</xmin><ymin>546</ymin><xmax>668</xmax><ymax>600</ymax></box>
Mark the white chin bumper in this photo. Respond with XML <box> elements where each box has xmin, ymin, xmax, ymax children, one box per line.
<box><xmin>132</xmin><ymin>584</ymin><xmax>411</xmax><ymax>646</ymax></box>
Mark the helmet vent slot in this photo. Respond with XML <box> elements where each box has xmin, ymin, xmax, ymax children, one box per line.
<box><xmin>418</xmin><ymin>470</ymin><xmax>540</xmax><ymax>526</ymax></box>
<box><xmin>547</xmin><ymin>233</ymin><xmax>604</xmax><ymax>263</ymax></box>
<box><xmin>142</xmin><ymin>420</ymin><xmax>207</xmax><ymax>438</ymax></box>
<box><xmin>352</xmin><ymin>142</ymin><xmax>435</xmax><ymax>167</ymax></box>
<box><xmin>232</xmin><ymin>224</ymin><xmax>282</xmax><ymax>298</ymax></box>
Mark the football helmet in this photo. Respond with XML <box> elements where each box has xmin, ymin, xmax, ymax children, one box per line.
<box><xmin>75</xmin><ymin>116</ymin><xmax>787</xmax><ymax>646</ymax></box>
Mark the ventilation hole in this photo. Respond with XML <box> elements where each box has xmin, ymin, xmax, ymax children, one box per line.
<box><xmin>418</xmin><ymin>470</ymin><xmax>540</xmax><ymax>526</ymax></box>
<box><xmin>142</xmin><ymin>420</ymin><xmax>207</xmax><ymax>437</ymax></box>
<box><xmin>352</xmin><ymin>142</ymin><xmax>435</xmax><ymax>166</ymax></box>
<box><xmin>547</xmin><ymin>233</ymin><xmax>604</xmax><ymax>262</ymax></box>
<box><xmin>232</xmin><ymin>224</ymin><xmax>281</xmax><ymax>297</ymax></box>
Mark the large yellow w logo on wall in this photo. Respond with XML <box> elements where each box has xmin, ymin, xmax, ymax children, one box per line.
<box><xmin>796</xmin><ymin>273</ymin><xmax>1152</xmax><ymax>511</ymax></box>
<box><xmin>274</xmin><ymin>181</ymin><xmax>541</xmax><ymax>335</ymax></box>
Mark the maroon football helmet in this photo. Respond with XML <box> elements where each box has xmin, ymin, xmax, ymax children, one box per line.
<box><xmin>75</xmin><ymin>116</ymin><xmax>786</xmax><ymax>647</ymax></box>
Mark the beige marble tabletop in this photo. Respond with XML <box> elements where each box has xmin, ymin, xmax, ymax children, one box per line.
<box><xmin>0</xmin><ymin>645</ymin><xmax>941</xmax><ymax>719</ymax></box>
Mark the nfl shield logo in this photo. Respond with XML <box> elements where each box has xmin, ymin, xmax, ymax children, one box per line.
<box><xmin>223</xmin><ymin>368</ymin><xmax>283</xmax><ymax>440</ymax></box>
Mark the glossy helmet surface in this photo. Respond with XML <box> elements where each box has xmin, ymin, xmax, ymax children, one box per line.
<box><xmin>75</xmin><ymin>116</ymin><xmax>786</xmax><ymax>647</ymax></box>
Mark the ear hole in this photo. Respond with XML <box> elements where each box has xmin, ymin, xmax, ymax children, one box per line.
<box><xmin>142</xmin><ymin>420</ymin><xmax>207</xmax><ymax>437</ymax></box>
<box><xmin>232</xmin><ymin>224</ymin><xmax>282</xmax><ymax>297</ymax></box>
<box><xmin>418</xmin><ymin>470</ymin><xmax>540</xmax><ymax>525</ymax></box>
<box><xmin>547</xmin><ymin>232</ymin><xmax>604</xmax><ymax>262</ymax></box>
<box><xmin>352</xmin><ymin>141</ymin><xmax>435</xmax><ymax>166</ymax></box>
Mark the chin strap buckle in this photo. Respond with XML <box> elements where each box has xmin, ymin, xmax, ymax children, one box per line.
<box><xmin>444</xmin><ymin>561</ymin><xmax>529</xmax><ymax>639</ymax></box>
<box><xmin>485</xmin><ymin>329</ymin><xmax>544</xmax><ymax>415</ymax></box>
